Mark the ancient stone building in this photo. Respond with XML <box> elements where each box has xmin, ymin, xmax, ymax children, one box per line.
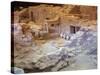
<box><xmin>12</xmin><ymin>4</ymin><xmax>97</xmax><ymax>39</ymax></box>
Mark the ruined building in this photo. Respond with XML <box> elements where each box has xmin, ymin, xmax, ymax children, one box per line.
<box><xmin>12</xmin><ymin>3</ymin><xmax>97</xmax><ymax>39</ymax></box>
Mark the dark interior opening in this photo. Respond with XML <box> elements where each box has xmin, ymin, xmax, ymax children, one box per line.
<box><xmin>46</xmin><ymin>18</ymin><xmax>50</xmax><ymax>20</ymax></box>
<box><xmin>70</xmin><ymin>26</ymin><xmax>76</xmax><ymax>33</ymax></box>
<box><xmin>51</xmin><ymin>24</ymin><xmax>54</xmax><ymax>27</ymax></box>
<box><xmin>70</xmin><ymin>26</ymin><xmax>80</xmax><ymax>34</ymax></box>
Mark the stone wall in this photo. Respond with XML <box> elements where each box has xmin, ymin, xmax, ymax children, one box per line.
<box><xmin>12</xmin><ymin>4</ymin><xmax>97</xmax><ymax>35</ymax></box>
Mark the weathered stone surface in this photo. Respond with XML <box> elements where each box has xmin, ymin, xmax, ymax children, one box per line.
<box><xmin>12</xmin><ymin>3</ymin><xmax>97</xmax><ymax>73</ymax></box>
<box><xmin>11</xmin><ymin>67</ymin><xmax>24</xmax><ymax>74</ymax></box>
<box><xmin>13</xmin><ymin>23</ymin><xmax>33</xmax><ymax>46</ymax></box>
<box><xmin>13</xmin><ymin>26</ymin><xmax>97</xmax><ymax>73</ymax></box>
<box><xmin>34</xmin><ymin>28</ymin><xmax>97</xmax><ymax>70</ymax></box>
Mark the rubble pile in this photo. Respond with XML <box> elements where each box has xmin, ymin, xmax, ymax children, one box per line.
<box><xmin>13</xmin><ymin>26</ymin><xmax>97</xmax><ymax>73</ymax></box>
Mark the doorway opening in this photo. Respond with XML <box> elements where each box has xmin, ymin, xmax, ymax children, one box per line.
<box><xmin>70</xmin><ymin>26</ymin><xmax>80</xmax><ymax>34</ymax></box>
